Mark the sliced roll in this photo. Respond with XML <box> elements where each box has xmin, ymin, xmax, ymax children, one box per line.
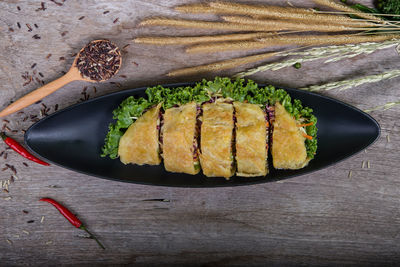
<box><xmin>118</xmin><ymin>103</ymin><xmax>162</xmax><ymax>165</ymax></box>
<box><xmin>162</xmin><ymin>102</ymin><xmax>200</xmax><ymax>175</ymax></box>
<box><xmin>234</xmin><ymin>102</ymin><xmax>268</xmax><ymax>177</ymax></box>
<box><xmin>271</xmin><ymin>103</ymin><xmax>309</xmax><ymax>169</ymax></box>
<box><xmin>200</xmin><ymin>101</ymin><xmax>235</xmax><ymax>178</ymax></box>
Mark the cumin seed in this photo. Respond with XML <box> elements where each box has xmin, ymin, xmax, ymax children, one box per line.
<box><xmin>9</xmin><ymin>27</ymin><xmax>14</xmax><ymax>32</ymax></box>
<box><xmin>32</xmin><ymin>34</ymin><xmax>41</xmax><ymax>39</ymax></box>
<box><xmin>78</xmin><ymin>16</ymin><xmax>85</xmax><ymax>20</ymax></box>
<box><xmin>17</xmin><ymin>6</ymin><xmax>21</xmax><ymax>11</ymax></box>
<box><xmin>31</xmin><ymin>63</ymin><xmax>37</xmax><ymax>69</ymax></box>
<box><xmin>34</xmin><ymin>24</ymin><xmax>39</xmax><ymax>28</ymax></box>
<box><xmin>17</xmin><ymin>22</ymin><xmax>21</xmax><ymax>29</ymax></box>
<box><xmin>46</xmin><ymin>53</ymin><xmax>52</xmax><ymax>59</ymax></box>
<box><xmin>103</xmin><ymin>10</ymin><xmax>110</xmax><ymax>14</ymax></box>
<box><xmin>26</xmin><ymin>24</ymin><xmax>32</xmax><ymax>32</ymax></box>
<box><xmin>348</xmin><ymin>170</ymin><xmax>352</xmax><ymax>178</ymax></box>
<box><xmin>113</xmin><ymin>18</ymin><xmax>119</xmax><ymax>23</ymax></box>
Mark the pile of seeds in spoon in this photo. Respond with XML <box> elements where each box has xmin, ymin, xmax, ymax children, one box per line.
<box><xmin>76</xmin><ymin>40</ymin><xmax>121</xmax><ymax>81</ymax></box>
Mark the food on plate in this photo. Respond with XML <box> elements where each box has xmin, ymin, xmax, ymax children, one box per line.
<box><xmin>162</xmin><ymin>102</ymin><xmax>200</xmax><ymax>175</ymax></box>
<box><xmin>118</xmin><ymin>103</ymin><xmax>162</xmax><ymax>165</ymax></box>
<box><xmin>271</xmin><ymin>103</ymin><xmax>309</xmax><ymax>169</ymax></box>
<box><xmin>200</xmin><ymin>101</ymin><xmax>235</xmax><ymax>178</ymax></box>
<box><xmin>102</xmin><ymin>77</ymin><xmax>318</xmax><ymax>178</ymax></box>
<box><xmin>233</xmin><ymin>101</ymin><xmax>268</xmax><ymax>177</ymax></box>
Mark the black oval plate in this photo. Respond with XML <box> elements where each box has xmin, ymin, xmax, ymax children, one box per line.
<box><xmin>25</xmin><ymin>83</ymin><xmax>380</xmax><ymax>187</ymax></box>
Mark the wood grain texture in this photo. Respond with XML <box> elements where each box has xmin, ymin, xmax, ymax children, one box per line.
<box><xmin>1</xmin><ymin>0</ymin><xmax>400</xmax><ymax>266</ymax></box>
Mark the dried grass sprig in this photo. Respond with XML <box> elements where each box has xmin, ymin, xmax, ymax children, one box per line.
<box><xmin>312</xmin><ymin>0</ymin><xmax>385</xmax><ymax>23</ymax></box>
<box><xmin>365</xmin><ymin>100</ymin><xmax>400</xmax><ymax>112</ymax></box>
<box><xmin>167</xmin><ymin>52</ymin><xmax>277</xmax><ymax>76</ymax></box>
<box><xmin>139</xmin><ymin>17</ymin><xmax>270</xmax><ymax>31</ymax></box>
<box><xmin>187</xmin><ymin>34</ymin><xmax>398</xmax><ymax>54</ymax></box>
<box><xmin>134</xmin><ymin>33</ymin><xmax>273</xmax><ymax>45</ymax></box>
<box><xmin>301</xmin><ymin>69</ymin><xmax>400</xmax><ymax>92</ymax></box>
<box><xmin>221</xmin><ymin>16</ymin><xmax>371</xmax><ymax>32</ymax></box>
<box><xmin>209</xmin><ymin>1</ymin><xmax>375</xmax><ymax>26</ymax></box>
<box><xmin>235</xmin><ymin>39</ymin><xmax>400</xmax><ymax>77</ymax></box>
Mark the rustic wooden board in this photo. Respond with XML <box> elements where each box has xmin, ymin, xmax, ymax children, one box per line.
<box><xmin>1</xmin><ymin>0</ymin><xmax>400</xmax><ymax>265</ymax></box>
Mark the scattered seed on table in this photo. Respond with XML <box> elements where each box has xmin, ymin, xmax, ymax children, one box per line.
<box><xmin>27</xmin><ymin>220</ymin><xmax>35</xmax><ymax>224</ymax></box>
<box><xmin>50</xmin><ymin>0</ymin><xmax>63</xmax><ymax>6</ymax></box>
<box><xmin>32</xmin><ymin>34</ymin><xmax>41</xmax><ymax>40</ymax></box>
<box><xmin>6</xmin><ymin>239</ymin><xmax>12</xmax><ymax>245</ymax></box>
<box><xmin>23</xmin><ymin>210</ymin><xmax>29</xmax><ymax>214</ymax></box>
<box><xmin>41</xmin><ymin>216</ymin><xmax>45</xmax><ymax>223</ymax></box>
<box><xmin>387</xmin><ymin>135</ymin><xmax>390</xmax><ymax>143</ymax></box>
<box><xmin>9</xmin><ymin>27</ymin><xmax>14</xmax><ymax>32</ymax></box>
<box><xmin>38</xmin><ymin>72</ymin><xmax>44</xmax><ymax>77</ymax></box>
<box><xmin>348</xmin><ymin>170</ymin><xmax>353</xmax><ymax>178</ymax></box>
<box><xmin>361</xmin><ymin>161</ymin><xmax>365</xmax><ymax>169</ymax></box>
<box><xmin>93</xmin><ymin>87</ymin><xmax>97</xmax><ymax>94</ymax></box>
<box><xmin>34</xmin><ymin>24</ymin><xmax>39</xmax><ymax>28</ymax></box>
<box><xmin>22</xmin><ymin>230</ymin><xmax>30</xmax><ymax>235</ymax></box>
<box><xmin>17</xmin><ymin>22</ymin><xmax>21</xmax><ymax>29</ymax></box>
<box><xmin>23</xmin><ymin>162</ymin><xmax>29</xmax><ymax>167</ymax></box>
<box><xmin>26</xmin><ymin>24</ymin><xmax>32</xmax><ymax>32</ymax></box>
<box><xmin>78</xmin><ymin>16</ymin><xmax>85</xmax><ymax>20</ymax></box>
<box><xmin>367</xmin><ymin>161</ymin><xmax>370</xmax><ymax>169</ymax></box>
<box><xmin>13</xmin><ymin>234</ymin><xmax>20</xmax><ymax>238</ymax></box>
<box><xmin>119</xmin><ymin>75</ymin><xmax>127</xmax><ymax>78</ymax></box>
<box><xmin>133</xmin><ymin>61</ymin><xmax>139</xmax><ymax>66</ymax></box>
<box><xmin>46</xmin><ymin>53</ymin><xmax>52</xmax><ymax>59</ymax></box>
<box><xmin>31</xmin><ymin>63</ymin><xmax>37</xmax><ymax>69</ymax></box>
<box><xmin>59</xmin><ymin>57</ymin><xmax>65</xmax><ymax>61</ymax></box>
<box><xmin>4</xmin><ymin>153</ymin><xmax>8</xmax><ymax>160</ymax></box>
<box><xmin>122</xmin><ymin>44</ymin><xmax>130</xmax><ymax>50</ymax></box>
<box><xmin>3</xmin><ymin>189</ymin><xmax>9</xmax><ymax>193</ymax></box>
<box><xmin>45</xmin><ymin>241</ymin><xmax>53</xmax><ymax>245</ymax></box>
<box><xmin>61</xmin><ymin>31</ymin><xmax>68</xmax><ymax>37</ymax></box>
<box><xmin>113</xmin><ymin>18</ymin><xmax>119</xmax><ymax>23</ymax></box>
<box><xmin>103</xmin><ymin>10</ymin><xmax>110</xmax><ymax>14</ymax></box>
<box><xmin>17</xmin><ymin>6</ymin><xmax>21</xmax><ymax>11</ymax></box>
<box><xmin>54</xmin><ymin>104</ymin><xmax>59</xmax><ymax>111</ymax></box>
<box><xmin>4</xmin><ymin>197</ymin><xmax>12</xmax><ymax>201</ymax></box>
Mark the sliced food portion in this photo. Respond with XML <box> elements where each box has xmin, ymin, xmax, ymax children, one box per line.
<box><xmin>200</xmin><ymin>101</ymin><xmax>235</xmax><ymax>179</ymax></box>
<box><xmin>234</xmin><ymin>102</ymin><xmax>268</xmax><ymax>177</ymax></box>
<box><xmin>163</xmin><ymin>102</ymin><xmax>200</xmax><ymax>175</ymax></box>
<box><xmin>272</xmin><ymin>102</ymin><xmax>309</xmax><ymax>169</ymax></box>
<box><xmin>118</xmin><ymin>103</ymin><xmax>162</xmax><ymax>165</ymax></box>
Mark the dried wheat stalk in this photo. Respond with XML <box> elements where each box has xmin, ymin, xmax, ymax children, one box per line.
<box><xmin>222</xmin><ymin>16</ymin><xmax>370</xmax><ymax>32</ymax></box>
<box><xmin>134</xmin><ymin>32</ymin><xmax>273</xmax><ymax>45</ymax></box>
<box><xmin>208</xmin><ymin>1</ymin><xmax>376</xmax><ymax>27</ymax></box>
<box><xmin>187</xmin><ymin>34</ymin><xmax>398</xmax><ymax>54</ymax></box>
<box><xmin>167</xmin><ymin>52</ymin><xmax>277</xmax><ymax>76</ymax></box>
<box><xmin>139</xmin><ymin>17</ymin><xmax>270</xmax><ymax>31</ymax></box>
<box><xmin>312</xmin><ymin>0</ymin><xmax>384</xmax><ymax>23</ymax></box>
<box><xmin>175</xmin><ymin>3</ymin><xmax>219</xmax><ymax>14</ymax></box>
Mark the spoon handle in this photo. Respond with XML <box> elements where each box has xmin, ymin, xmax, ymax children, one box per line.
<box><xmin>0</xmin><ymin>69</ymin><xmax>78</xmax><ymax>117</ymax></box>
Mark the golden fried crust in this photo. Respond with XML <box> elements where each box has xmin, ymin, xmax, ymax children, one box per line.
<box><xmin>163</xmin><ymin>102</ymin><xmax>199</xmax><ymax>175</ymax></box>
<box><xmin>272</xmin><ymin>103</ymin><xmax>308</xmax><ymax>169</ymax></box>
<box><xmin>200</xmin><ymin>102</ymin><xmax>234</xmax><ymax>178</ymax></box>
<box><xmin>118</xmin><ymin>103</ymin><xmax>162</xmax><ymax>165</ymax></box>
<box><xmin>234</xmin><ymin>102</ymin><xmax>268</xmax><ymax>177</ymax></box>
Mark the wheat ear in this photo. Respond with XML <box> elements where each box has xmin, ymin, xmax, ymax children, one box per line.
<box><xmin>167</xmin><ymin>52</ymin><xmax>276</xmax><ymax>76</ymax></box>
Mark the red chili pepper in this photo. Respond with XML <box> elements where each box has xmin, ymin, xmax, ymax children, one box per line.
<box><xmin>40</xmin><ymin>198</ymin><xmax>105</xmax><ymax>249</ymax></box>
<box><xmin>1</xmin><ymin>132</ymin><xmax>50</xmax><ymax>166</ymax></box>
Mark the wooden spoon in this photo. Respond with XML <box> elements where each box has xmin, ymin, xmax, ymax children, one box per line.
<box><xmin>0</xmin><ymin>39</ymin><xmax>121</xmax><ymax>118</ymax></box>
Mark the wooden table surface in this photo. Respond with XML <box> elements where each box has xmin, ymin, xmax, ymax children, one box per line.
<box><xmin>1</xmin><ymin>0</ymin><xmax>399</xmax><ymax>265</ymax></box>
